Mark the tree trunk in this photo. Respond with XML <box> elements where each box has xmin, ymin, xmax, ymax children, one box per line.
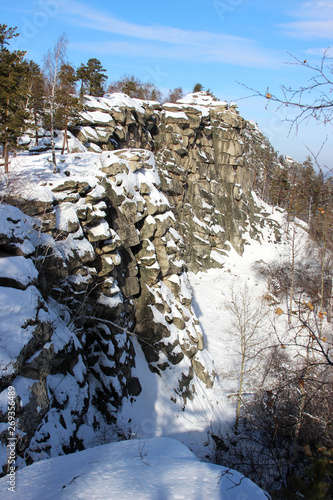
<box><xmin>329</xmin><ymin>275</ymin><xmax>333</xmax><ymax>323</ymax></box>
<box><xmin>50</xmin><ymin>100</ymin><xmax>57</xmax><ymax>173</ymax></box>
<box><xmin>293</xmin><ymin>369</ymin><xmax>310</xmax><ymax>456</ymax></box>
<box><xmin>61</xmin><ymin>110</ymin><xmax>68</xmax><ymax>155</ymax></box>
<box><xmin>319</xmin><ymin>236</ymin><xmax>327</xmax><ymax>335</ymax></box>
<box><xmin>308</xmin><ymin>195</ymin><xmax>312</xmax><ymax>225</ymax></box>
<box><xmin>4</xmin><ymin>143</ymin><xmax>9</xmax><ymax>174</ymax></box>
<box><xmin>289</xmin><ymin>224</ymin><xmax>296</xmax><ymax>324</ymax></box>
<box><xmin>235</xmin><ymin>354</ymin><xmax>246</xmax><ymax>432</ymax></box>
<box><xmin>34</xmin><ymin>112</ymin><xmax>39</xmax><ymax>146</ymax></box>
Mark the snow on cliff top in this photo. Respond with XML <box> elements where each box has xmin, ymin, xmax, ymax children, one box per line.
<box><xmin>85</xmin><ymin>91</ymin><xmax>230</xmax><ymax>112</ymax></box>
<box><xmin>85</xmin><ymin>93</ymin><xmax>159</xmax><ymax>113</ymax></box>
<box><xmin>177</xmin><ymin>91</ymin><xmax>228</xmax><ymax>107</ymax></box>
<box><xmin>0</xmin><ymin>437</ymin><xmax>269</xmax><ymax>499</ymax></box>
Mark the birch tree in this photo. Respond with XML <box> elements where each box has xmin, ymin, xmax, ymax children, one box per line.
<box><xmin>43</xmin><ymin>34</ymin><xmax>67</xmax><ymax>173</ymax></box>
<box><xmin>225</xmin><ymin>284</ymin><xmax>267</xmax><ymax>431</ymax></box>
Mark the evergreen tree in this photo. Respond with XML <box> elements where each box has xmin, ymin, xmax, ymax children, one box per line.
<box><xmin>77</xmin><ymin>58</ymin><xmax>107</xmax><ymax>97</ymax></box>
<box><xmin>25</xmin><ymin>61</ymin><xmax>45</xmax><ymax>146</ymax></box>
<box><xmin>269</xmin><ymin>165</ymin><xmax>290</xmax><ymax>208</ymax></box>
<box><xmin>56</xmin><ymin>63</ymin><xmax>82</xmax><ymax>154</ymax></box>
<box><xmin>297</xmin><ymin>156</ymin><xmax>318</xmax><ymax>223</ymax></box>
<box><xmin>206</xmin><ymin>88</ymin><xmax>219</xmax><ymax>100</ymax></box>
<box><xmin>120</xmin><ymin>77</ymin><xmax>140</xmax><ymax>97</ymax></box>
<box><xmin>0</xmin><ymin>24</ymin><xmax>18</xmax><ymax>47</ymax></box>
<box><xmin>193</xmin><ymin>83</ymin><xmax>204</xmax><ymax>92</ymax></box>
<box><xmin>0</xmin><ymin>24</ymin><xmax>29</xmax><ymax>172</ymax></box>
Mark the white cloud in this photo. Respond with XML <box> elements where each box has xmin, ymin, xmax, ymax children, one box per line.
<box><xmin>305</xmin><ymin>47</ymin><xmax>333</xmax><ymax>56</ymax></box>
<box><xmin>70</xmin><ymin>39</ymin><xmax>279</xmax><ymax>69</ymax></box>
<box><xmin>301</xmin><ymin>1</ymin><xmax>333</xmax><ymax>18</ymax></box>
<box><xmin>280</xmin><ymin>1</ymin><xmax>333</xmax><ymax>39</ymax></box>
<box><xmin>64</xmin><ymin>1</ymin><xmax>280</xmax><ymax>68</ymax></box>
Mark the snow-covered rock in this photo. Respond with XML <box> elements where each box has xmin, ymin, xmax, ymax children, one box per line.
<box><xmin>0</xmin><ymin>91</ymin><xmax>293</xmax><ymax>496</ymax></box>
<box><xmin>0</xmin><ymin>437</ymin><xmax>269</xmax><ymax>499</ymax></box>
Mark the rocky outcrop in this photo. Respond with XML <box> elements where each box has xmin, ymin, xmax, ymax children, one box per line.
<box><xmin>67</xmin><ymin>92</ymin><xmax>280</xmax><ymax>271</ymax></box>
<box><xmin>0</xmin><ymin>147</ymin><xmax>215</xmax><ymax>472</ymax></box>
<box><xmin>0</xmin><ymin>92</ymin><xmax>281</xmax><ymax>473</ymax></box>
<box><xmin>73</xmin><ymin>93</ymin><xmax>160</xmax><ymax>153</ymax></box>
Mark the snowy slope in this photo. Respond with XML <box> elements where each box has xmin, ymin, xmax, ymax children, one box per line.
<box><xmin>0</xmin><ymin>437</ymin><xmax>269</xmax><ymax>499</ymax></box>
<box><xmin>0</xmin><ymin>104</ymin><xmax>317</xmax><ymax>498</ymax></box>
<box><xmin>189</xmin><ymin>198</ymin><xmax>315</xmax><ymax>413</ymax></box>
<box><xmin>117</xmin><ymin>338</ymin><xmax>232</xmax><ymax>458</ymax></box>
<box><xmin>0</xmin><ymin>150</ymin><xmax>230</xmax><ymax>459</ymax></box>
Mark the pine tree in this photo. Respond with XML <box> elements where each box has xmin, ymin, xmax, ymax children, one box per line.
<box><xmin>301</xmin><ymin>156</ymin><xmax>319</xmax><ymax>223</ymax></box>
<box><xmin>56</xmin><ymin>63</ymin><xmax>82</xmax><ymax>154</ymax></box>
<box><xmin>121</xmin><ymin>77</ymin><xmax>140</xmax><ymax>98</ymax></box>
<box><xmin>193</xmin><ymin>83</ymin><xmax>204</xmax><ymax>92</ymax></box>
<box><xmin>25</xmin><ymin>61</ymin><xmax>45</xmax><ymax>146</ymax></box>
<box><xmin>77</xmin><ymin>58</ymin><xmax>107</xmax><ymax>97</ymax></box>
<box><xmin>269</xmin><ymin>165</ymin><xmax>290</xmax><ymax>208</ymax></box>
<box><xmin>0</xmin><ymin>24</ymin><xmax>29</xmax><ymax>173</ymax></box>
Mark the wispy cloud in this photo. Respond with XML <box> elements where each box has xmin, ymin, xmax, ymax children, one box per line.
<box><xmin>280</xmin><ymin>1</ymin><xmax>333</xmax><ymax>39</ymax></box>
<box><xmin>70</xmin><ymin>39</ymin><xmax>278</xmax><ymax>69</ymax></box>
<box><xmin>64</xmin><ymin>1</ymin><xmax>280</xmax><ymax>68</ymax></box>
<box><xmin>305</xmin><ymin>47</ymin><xmax>333</xmax><ymax>56</ymax></box>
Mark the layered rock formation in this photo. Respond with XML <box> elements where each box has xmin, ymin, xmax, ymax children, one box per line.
<box><xmin>70</xmin><ymin>92</ymin><xmax>279</xmax><ymax>269</ymax></box>
<box><xmin>0</xmin><ymin>92</ymin><xmax>281</xmax><ymax>473</ymax></box>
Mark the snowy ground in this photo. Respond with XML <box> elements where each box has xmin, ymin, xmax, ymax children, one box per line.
<box><xmin>0</xmin><ymin>148</ymin><xmax>314</xmax><ymax>498</ymax></box>
<box><xmin>112</xmin><ymin>199</ymin><xmax>314</xmax><ymax>489</ymax></box>
<box><xmin>117</xmin><ymin>337</ymin><xmax>232</xmax><ymax>457</ymax></box>
<box><xmin>0</xmin><ymin>437</ymin><xmax>269</xmax><ymax>499</ymax></box>
<box><xmin>189</xmin><ymin>204</ymin><xmax>312</xmax><ymax>417</ymax></box>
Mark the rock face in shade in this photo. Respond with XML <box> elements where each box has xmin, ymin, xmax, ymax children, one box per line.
<box><xmin>0</xmin><ymin>92</ymin><xmax>282</xmax><ymax>474</ymax></box>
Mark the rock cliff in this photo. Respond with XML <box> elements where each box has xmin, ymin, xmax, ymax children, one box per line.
<box><xmin>0</xmin><ymin>92</ymin><xmax>281</xmax><ymax>472</ymax></box>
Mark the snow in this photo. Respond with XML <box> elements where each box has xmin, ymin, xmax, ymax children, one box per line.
<box><xmin>211</xmin><ymin>224</ymin><xmax>225</xmax><ymax>235</ymax></box>
<box><xmin>189</xmin><ymin>203</ymin><xmax>313</xmax><ymax>405</ymax></box>
<box><xmin>165</xmin><ymin>111</ymin><xmax>188</xmax><ymax>120</ymax></box>
<box><xmin>84</xmin><ymin>95</ymin><xmax>110</xmax><ymax>111</ymax></box>
<box><xmin>0</xmin><ymin>256</ymin><xmax>38</xmax><ymax>287</ymax></box>
<box><xmin>55</xmin><ymin>203</ymin><xmax>79</xmax><ymax>232</ymax></box>
<box><xmin>155</xmin><ymin>210</ymin><xmax>175</xmax><ymax>222</ymax></box>
<box><xmin>0</xmin><ymin>437</ymin><xmax>268</xmax><ymax>499</ymax></box>
<box><xmin>0</xmin><ymin>286</ymin><xmax>41</xmax><ymax>374</ymax></box>
<box><xmin>0</xmin><ymin>131</ymin><xmax>298</xmax><ymax>499</ymax></box>
<box><xmin>79</xmin><ymin>126</ymin><xmax>99</xmax><ymax>140</ymax></box>
<box><xmin>86</xmin><ymin>142</ymin><xmax>102</xmax><ymax>153</ymax></box>
<box><xmin>168</xmin><ymin>227</ymin><xmax>184</xmax><ymax>244</ymax></box>
<box><xmin>0</xmin><ymin>205</ymin><xmax>36</xmax><ymax>255</ymax></box>
<box><xmin>97</xmin><ymin>293</ymin><xmax>123</xmax><ymax>309</ymax></box>
<box><xmin>177</xmin><ymin>92</ymin><xmax>228</xmax><ymax>107</ymax></box>
<box><xmin>80</xmin><ymin>110</ymin><xmax>113</xmax><ymax>124</ymax></box>
<box><xmin>55</xmin><ymin>228</ymin><xmax>95</xmax><ymax>263</ymax></box>
<box><xmin>100</xmin><ymin>92</ymin><xmax>146</xmax><ymax>113</ymax></box>
<box><xmin>87</xmin><ymin>220</ymin><xmax>112</xmax><ymax>239</ymax></box>
<box><xmin>10</xmin><ymin>376</ymin><xmax>37</xmax><ymax>407</ymax></box>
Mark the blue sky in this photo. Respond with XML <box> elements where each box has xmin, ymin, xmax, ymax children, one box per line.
<box><xmin>2</xmin><ymin>0</ymin><xmax>333</xmax><ymax>166</ymax></box>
